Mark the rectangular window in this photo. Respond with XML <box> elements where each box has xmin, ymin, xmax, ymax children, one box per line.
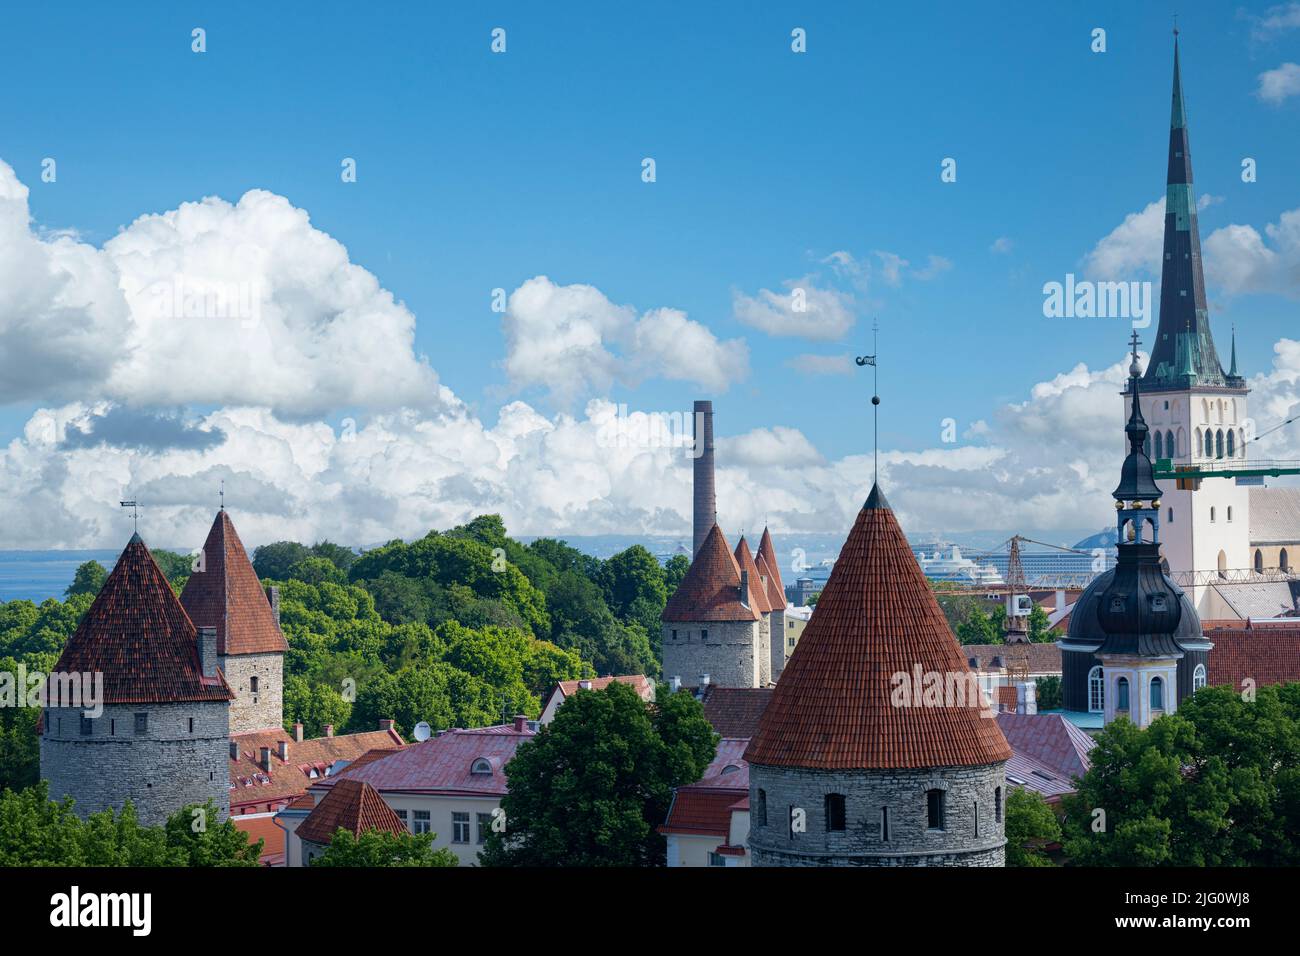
<box><xmin>927</xmin><ymin>789</ymin><xmax>945</xmax><ymax>830</ymax></box>
<box><xmin>134</xmin><ymin>713</ymin><xmax>148</xmax><ymax>736</ymax></box>
<box><xmin>881</xmin><ymin>806</ymin><xmax>890</xmax><ymax>842</ymax></box>
<box><xmin>701</xmin><ymin>628</ymin><xmax>709</xmax><ymax>643</ymax></box>
<box><xmin>395</xmin><ymin>809</ymin><xmax>409</xmax><ymax>831</ymax></box>
<box><xmin>412</xmin><ymin>810</ymin><xmax>430</xmax><ymax>834</ymax></box>
<box><xmin>188</xmin><ymin>717</ymin><xmax>194</xmax><ymax>734</ymax></box>
<box><xmin>825</xmin><ymin>794</ymin><xmax>846</xmax><ymax>832</ymax></box>
<box><xmin>973</xmin><ymin>801</ymin><xmax>980</xmax><ymax>838</ymax></box>
<box><xmin>79</xmin><ymin>716</ymin><xmax>93</xmax><ymax>736</ymax></box>
<box><xmin>110</xmin><ymin>719</ymin><xmax>115</xmax><ymax>736</ymax></box>
<box><xmin>250</xmin><ymin>676</ymin><xmax>259</xmax><ymax>693</ymax></box>
<box><xmin>707</xmin><ymin>852</ymin><xmax>726</xmax><ymax>867</ymax></box>
<box><xmin>477</xmin><ymin>812</ymin><xmax>493</xmax><ymax>844</ymax></box>
<box><xmin>452</xmin><ymin>812</ymin><xmax>470</xmax><ymax>844</ymax></box>
<box><xmin>994</xmin><ymin>787</ymin><xmax>1002</xmax><ymax>823</ymax></box>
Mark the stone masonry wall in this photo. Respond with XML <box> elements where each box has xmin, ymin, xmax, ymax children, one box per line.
<box><xmin>757</xmin><ymin>613</ymin><xmax>771</xmax><ymax>686</ymax></box>
<box><xmin>40</xmin><ymin>701</ymin><xmax>231</xmax><ymax>827</ymax></box>
<box><xmin>769</xmin><ymin>608</ymin><xmax>787</xmax><ymax>682</ymax></box>
<box><xmin>662</xmin><ymin>619</ymin><xmax>761</xmax><ymax>688</ymax></box>
<box><xmin>221</xmin><ymin>651</ymin><xmax>284</xmax><ymax>733</ymax></box>
<box><xmin>748</xmin><ymin>761</ymin><xmax>1007</xmax><ymax>867</ymax></box>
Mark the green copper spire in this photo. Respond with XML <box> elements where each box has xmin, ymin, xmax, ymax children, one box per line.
<box><xmin>1171</xmin><ymin>35</ymin><xmax>1187</xmax><ymax>130</ymax></box>
<box><xmin>1229</xmin><ymin>325</ymin><xmax>1239</xmax><ymax>378</ymax></box>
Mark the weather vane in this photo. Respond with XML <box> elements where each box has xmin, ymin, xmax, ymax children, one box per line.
<box><xmin>119</xmin><ymin>499</ymin><xmax>139</xmax><ymax>533</ymax></box>
<box><xmin>856</xmin><ymin>320</ymin><xmax>880</xmax><ymax>485</ymax></box>
<box><xmin>219</xmin><ymin>479</ymin><xmax>225</xmax><ymax>512</ymax></box>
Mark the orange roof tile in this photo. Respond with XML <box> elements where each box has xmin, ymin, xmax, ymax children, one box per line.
<box><xmin>733</xmin><ymin>536</ymin><xmax>774</xmax><ymax>614</ymax></box>
<box><xmin>232</xmin><ymin>814</ymin><xmax>284</xmax><ymax>864</ymax></box>
<box><xmin>662</xmin><ymin>525</ymin><xmax>759</xmax><ymax>623</ymax></box>
<box><xmin>48</xmin><ymin>534</ymin><xmax>235</xmax><ymax>705</ymax></box>
<box><xmin>756</xmin><ymin>527</ymin><xmax>787</xmax><ymax>608</ymax></box>
<box><xmin>228</xmin><ymin>726</ymin><xmax>405</xmax><ymax>813</ymax></box>
<box><xmin>180</xmin><ymin>511</ymin><xmax>288</xmax><ymax>656</ymax></box>
<box><xmin>745</xmin><ymin>485</ymin><xmax>1012</xmax><ymax>770</ymax></box>
<box><xmin>1206</xmin><ymin>625</ymin><xmax>1300</xmax><ymax>688</ymax></box>
<box><xmin>296</xmin><ymin>778</ymin><xmax>408</xmax><ymax>846</ymax></box>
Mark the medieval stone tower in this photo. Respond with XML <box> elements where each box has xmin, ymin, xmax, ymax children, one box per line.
<box><xmin>757</xmin><ymin>527</ymin><xmax>789</xmax><ymax>681</ymax></box>
<box><xmin>40</xmin><ymin>533</ymin><xmax>235</xmax><ymax>827</ymax></box>
<box><xmin>745</xmin><ymin>485</ymin><xmax>1012</xmax><ymax>866</ymax></box>
<box><xmin>180</xmin><ymin>509</ymin><xmax>289</xmax><ymax>734</ymax></box>
<box><xmin>661</xmin><ymin>524</ymin><xmax>766</xmax><ymax>689</ymax></box>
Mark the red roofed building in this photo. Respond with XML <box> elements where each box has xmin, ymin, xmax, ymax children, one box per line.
<box><xmin>745</xmin><ymin>484</ymin><xmax>1012</xmax><ymax>867</ymax></box>
<box><xmin>40</xmin><ymin>532</ymin><xmax>236</xmax><ymax>826</ymax></box>
<box><xmin>662</xmin><ymin>524</ymin><xmax>765</xmax><ymax>690</ymax></box>
<box><xmin>1203</xmin><ymin>623</ymin><xmax>1300</xmax><ymax>691</ymax></box>
<box><xmin>180</xmin><ymin>510</ymin><xmax>289</xmax><ymax>734</ymax></box>
<box><xmin>279</xmin><ymin>716</ymin><xmax>537</xmax><ymax>866</ymax></box>
<box><xmin>295</xmin><ymin>779</ymin><xmax>409</xmax><ymax>864</ymax></box>
<box><xmin>539</xmin><ymin>675</ymin><xmax>654</xmax><ymax>724</ymax></box>
<box><xmin>660</xmin><ymin>738</ymin><xmax>752</xmax><ymax>866</ymax></box>
<box><xmin>735</xmin><ymin>535</ymin><xmax>774</xmax><ymax>686</ymax></box>
<box><xmin>756</xmin><ymin>527</ymin><xmax>791</xmax><ymax>681</ymax></box>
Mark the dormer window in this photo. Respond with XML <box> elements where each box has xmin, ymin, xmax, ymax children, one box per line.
<box><xmin>1150</xmin><ymin>595</ymin><xmax>1168</xmax><ymax>612</ymax></box>
<box><xmin>471</xmin><ymin>758</ymin><xmax>493</xmax><ymax>775</ymax></box>
<box><xmin>1109</xmin><ymin>596</ymin><xmax>1125</xmax><ymax>613</ymax></box>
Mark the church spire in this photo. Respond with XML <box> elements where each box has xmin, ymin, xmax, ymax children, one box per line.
<box><xmin>1143</xmin><ymin>34</ymin><xmax>1236</xmax><ymax>392</ymax></box>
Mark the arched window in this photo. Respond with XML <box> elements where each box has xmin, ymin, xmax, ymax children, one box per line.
<box><xmin>1218</xmin><ymin>550</ymin><xmax>1228</xmax><ymax>578</ymax></box>
<box><xmin>471</xmin><ymin>758</ymin><xmax>492</xmax><ymax>775</ymax></box>
<box><xmin>1215</xmin><ymin>429</ymin><xmax>1224</xmax><ymax>459</ymax></box>
<box><xmin>756</xmin><ymin>789</ymin><xmax>767</xmax><ymax>827</ymax></box>
<box><xmin>1256</xmin><ymin>549</ymin><xmax>1265</xmax><ymax>573</ymax></box>
<box><xmin>1283</xmin><ymin>549</ymin><xmax>1291</xmax><ymax>572</ymax></box>
<box><xmin>1193</xmin><ymin>664</ymin><xmax>1207</xmax><ymax>691</ymax></box>
<box><xmin>1210</xmin><ymin>507</ymin><xmax>1216</xmax><ymax>523</ymax></box>
<box><xmin>1117</xmin><ymin>676</ymin><xmax>1130</xmax><ymax>712</ymax></box>
<box><xmin>1227</xmin><ymin>430</ymin><xmax>1235</xmax><ymax>457</ymax></box>
<box><xmin>1088</xmin><ymin>666</ymin><xmax>1104</xmax><ymax>713</ymax></box>
<box><xmin>1151</xmin><ymin>676</ymin><xmax>1164</xmax><ymax>711</ymax></box>
<box><xmin>994</xmin><ymin>786</ymin><xmax>1003</xmax><ymax>823</ymax></box>
<box><xmin>926</xmin><ymin>789</ymin><xmax>945</xmax><ymax>830</ymax></box>
<box><xmin>1239</xmin><ymin>428</ymin><xmax>1245</xmax><ymax>457</ymax></box>
<box><xmin>1154</xmin><ymin>431</ymin><xmax>1164</xmax><ymax>459</ymax></box>
<box><xmin>825</xmin><ymin>793</ymin><xmax>847</xmax><ymax>832</ymax></box>
<box><xmin>1166</xmin><ymin>429</ymin><xmax>1175</xmax><ymax>458</ymax></box>
<box><xmin>1205</xmin><ymin>430</ymin><xmax>1214</xmax><ymax>458</ymax></box>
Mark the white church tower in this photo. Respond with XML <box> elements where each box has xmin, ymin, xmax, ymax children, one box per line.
<box><xmin>1133</xmin><ymin>36</ymin><xmax>1249</xmax><ymax>616</ymax></box>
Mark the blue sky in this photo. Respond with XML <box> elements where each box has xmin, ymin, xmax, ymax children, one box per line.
<box><xmin>1</xmin><ymin>1</ymin><xmax>1299</xmax><ymax>548</ymax></box>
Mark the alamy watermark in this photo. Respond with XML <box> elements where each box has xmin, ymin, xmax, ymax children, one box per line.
<box><xmin>0</xmin><ymin>666</ymin><xmax>103</xmax><ymax>717</ymax></box>
<box><xmin>596</xmin><ymin>405</ymin><xmax>704</xmax><ymax>457</ymax></box>
<box><xmin>1043</xmin><ymin>274</ymin><xmax>1152</xmax><ymax>328</ymax></box>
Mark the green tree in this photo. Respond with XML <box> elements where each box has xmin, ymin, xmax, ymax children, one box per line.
<box><xmin>283</xmin><ymin>675</ymin><xmax>352</xmax><ymax>738</ymax></box>
<box><xmin>1005</xmin><ymin>787</ymin><xmax>1061</xmax><ymax>866</ymax></box>
<box><xmin>0</xmin><ymin>783</ymin><xmax>89</xmax><ymax>865</ymax></box>
<box><xmin>663</xmin><ymin>554</ymin><xmax>690</xmax><ymax>595</ymax></box>
<box><xmin>311</xmin><ymin>827</ymin><xmax>457</xmax><ymax>866</ymax></box>
<box><xmin>151</xmin><ymin>549</ymin><xmax>194</xmax><ymax>591</ymax></box>
<box><xmin>163</xmin><ymin>800</ymin><xmax>263</xmax><ymax>866</ymax></box>
<box><xmin>600</xmin><ymin>546</ymin><xmax>667</xmax><ymax>637</ymax></box>
<box><xmin>288</xmin><ymin>555</ymin><xmax>348</xmax><ymax>586</ymax></box>
<box><xmin>310</xmin><ymin>540</ymin><xmax>357</xmax><ymax>573</ymax></box>
<box><xmin>252</xmin><ymin>541</ymin><xmax>312</xmax><ymax>580</ymax></box>
<box><xmin>65</xmin><ymin>560</ymin><xmax>107</xmax><ymax>598</ymax></box>
<box><xmin>480</xmin><ymin>682</ymin><xmax>716</xmax><ymax>866</ymax></box>
<box><xmin>1028</xmin><ymin>604</ymin><xmax>1056</xmax><ymax>643</ymax></box>
<box><xmin>1035</xmin><ymin>675</ymin><xmax>1063</xmax><ymax>711</ymax></box>
<box><xmin>955</xmin><ymin>606</ymin><xmax>1002</xmax><ymax>645</ymax></box>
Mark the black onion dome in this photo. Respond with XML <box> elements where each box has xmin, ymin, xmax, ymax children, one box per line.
<box><xmin>1093</xmin><ymin>543</ymin><xmax>1192</xmax><ymax>657</ymax></box>
<box><xmin>1068</xmin><ymin>567</ymin><xmax>1201</xmax><ymax>648</ymax></box>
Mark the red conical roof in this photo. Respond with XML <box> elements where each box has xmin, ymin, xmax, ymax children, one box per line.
<box><xmin>662</xmin><ymin>525</ymin><xmax>760</xmax><ymax>623</ymax></box>
<box><xmin>50</xmin><ymin>534</ymin><xmax>234</xmax><ymax>705</ymax></box>
<box><xmin>296</xmin><ymin>778</ymin><xmax>408</xmax><ymax>845</ymax></box>
<box><xmin>745</xmin><ymin>486</ymin><xmax>1011</xmax><ymax>770</ymax></box>
<box><xmin>180</xmin><ymin>511</ymin><xmax>288</xmax><ymax>656</ymax></box>
<box><xmin>756</xmin><ymin>527</ymin><xmax>787</xmax><ymax>609</ymax></box>
<box><xmin>734</xmin><ymin>536</ymin><xmax>773</xmax><ymax>614</ymax></box>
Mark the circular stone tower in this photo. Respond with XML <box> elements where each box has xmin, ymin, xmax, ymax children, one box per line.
<box><xmin>745</xmin><ymin>484</ymin><xmax>1012</xmax><ymax>866</ymax></box>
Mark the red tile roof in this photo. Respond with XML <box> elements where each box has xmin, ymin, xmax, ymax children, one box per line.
<box><xmin>997</xmin><ymin>686</ymin><xmax>1019</xmax><ymax>711</ymax></box>
<box><xmin>312</xmin><ymin>723</ymin><xmax>535</xmax><ymax>797</ymax></box>
<box><xmin>745</xmin><ymin>486</ymin><xmax>1013</xmax><ymax>770</ymax></box>
<box><xmin>662</xmin><ymin>525</ymin><xmax>760</xmax><ymax>623</ymax></box>
<box><xmin>757</xmin><ymin>527</ymin><xmax>787</xmax><ymax>609</ymax></box>
<box><xmin>733</xmin><ymin>536</ymin><xmax>774</xmax><ymax>614</ymax></box>
<box><xmin>296</xmin><ymin>779</ymin><xmax>408</xmax><ymax>846</ymax></box>
<box><xmin>228</xmin><ymin>726</ymin><xmax>405</xmax><ymax>814</ymax></box>
<box><xmin>691</xmin><ymin>738</ymin><xmax>751</xmax><ymax>789</ymax></box>
<box><xmin>962</xmin><ymin>643</ymin><xmax>1062</xmax><ymax>675</ymax></box>
<box><xmin>48</xmin><ymin>534</ymin><xmax>235</xmax><ymax>705</ymax></box>
<box><xmin>552</xmin><ymin>675</ymin><xmax>653</xmax><ymax>701</ymax></box>
<box><xmin>660</xmin><ymin>789</ymin><xmax>745</xmax><ymax>837</ymax></box>
<box><xmin>232</xmin><ymin>814</ymin><xmax>284</xmax><ymax>865</ymax></box>
<box><xmin>700</xmin><ymin>686</ymin><xmax>773</xmax><ymax>738</ymax></box>
<box><xmin>180</xmin><ymin>511</ymin><xmax>288</xmax><ymax>656</ymax></box>
<box><xmin>1205</xmin><ymin>625</ymin><xmax>1300</xmax><ymax>689</ymax></box>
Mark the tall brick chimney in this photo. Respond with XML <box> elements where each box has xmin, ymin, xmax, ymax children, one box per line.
<box><xmin>692</xmin><ymin>400</ymin><xmax>716</xmax><ymax>558</ymax></box>
<box><xmin>293</xmin><ymin>721</ymin><xmax>304</xmax><ymax>742</ymax></box>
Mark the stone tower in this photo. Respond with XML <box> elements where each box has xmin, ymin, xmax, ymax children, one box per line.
<box><xmin>756</xmin><ymin>527</ymin><xmax>789</xmax><ymax>681</ymax></box>
<box><xmin>40</xmin><ymin>533</ymin><xmax>235</xmax><ymax>827</ymax></box>
<box><xmin>662</xmin><ymin>524</ymin><xmax>763</xmax><ymax>689</ymax></box>
<box><xmin>745</xmin><ymin>484</ymin><xmax>1012</xmax><ymax>866</ymax></box>
<box><xmin>734</xmin><ymin>535</ymin><xmax>774</xmax><ymax>687</ymax></box>
<box><xmin>180</xmin><ymin>510</ymin><xmax>289</xmax><ymax>734</ymax></box>
<box><xmin>1136</xmin><ymin>36</ymin><xmax>1249</xmax><ymax>615</ymax></box>
<box><xmin>692</xmin><ymin>400</ymin><xmax>716</xmax><ymax>558</ymax></box>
